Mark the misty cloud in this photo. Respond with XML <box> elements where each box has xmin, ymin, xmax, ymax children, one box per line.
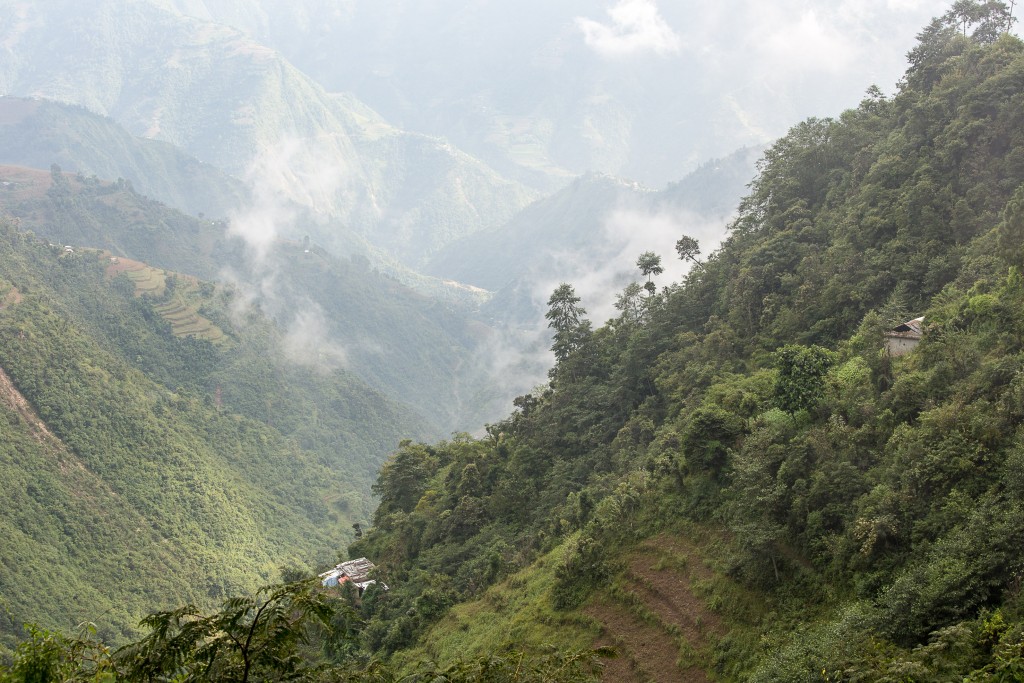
<box><xmin>531</xmin><ymin>206</ymin><xmax>730</xmax><ymax>324</ymax></box>
<box><xmin>475</xmin><ymin>202</ymin><xmax>734</xmax><ymax>406</ymax></box>
<box><xmin>282</xmin><ymin>306</ymin><xmax>350</xmax><ymax>371</ymax></box>
<box><xmin>576</xmin><ymin>0</ymin><xmax>681</xmax><ymax>58</ymax></box>
<box><xmin>756</xmin><ymin>9</ymin><xmax>857</xmax><ymax>75</ymax></box>
<box><xmin>221</xmin><ymin>136</ymin><xmax>353</xmax><ymax>371</ymax></box>
<box><xmin>227</xmin><ymin>136</ymin><xmax>349</xmax><ymax>263</ymax></box>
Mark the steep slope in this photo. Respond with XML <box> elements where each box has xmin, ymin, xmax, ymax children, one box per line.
<box><xmin>0</xmin><ymin>165</ymin><xmax>509</xmax><ymax>429</ymax></box>
<box><xmin>345</xmin><ymin>16</ymin><xmax>1024</xmax><ymax>681</ymax></box>
<box><xmin>0</xmin><ymin>0</ymin><xmax>536</xmax><ymax>266</ymax></box>
<box><xmin>0</xmin><ymin>219</ymin><xmax>432</xmax><ymax>652</ymax></box>
<box><xmin>3</xmin><ymin>6</ymin><xmax>1024</xmax><ymax>682</ymax></box>
<box><xmin>0</xmin><ymin>97</ymin><xmax>247</xmax><ymax>219</ymax></box>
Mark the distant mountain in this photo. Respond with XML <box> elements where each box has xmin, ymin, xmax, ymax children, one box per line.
<box><xmin>0</xmin><ymin>165</ymin><xmax>512</xmax><ymax>430</ymax></box>
<box><xmin>0</xmin><ymin>0</ymin><xmax>536</xmax><ymax>266</ymax></box>
<box><xmin>426</xmin><ymin>174</ymin><xmax>646</xmax><ymax>293</ymax></box>
<box><xmin>148</xmin><ymin>0</ymin><xmax>950</xmax><ymax>188</ymax></box>
<box><xmin>426</xmin><ymin>147</ymin><xmax>760</xmax><ymax>321</ymax></box>
<box><xmin>417</xmin><ymin>148</ymin><xmax>759</xmax><ymax>405</ymax></box>
<box><xmin>0</xmin><ymin>97</ymin><xmax>247</xmax><ymax>219</ymax></box>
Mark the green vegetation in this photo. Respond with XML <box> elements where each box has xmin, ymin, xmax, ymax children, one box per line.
<box><xmin>0</xmin><ymin>167</ymin><xmax>510</xmax><ymax>430</ymax></box>
<box><xmin>323</xmin><ymin>7</ymin><xmax>1024</xmax><ymax>679</ymax></box>
<box><xmin>4</xmin><ymin>3</ymin><xmax>1024</xmax><ymax>681</ymax></box>
<box><xmin>0</xmin><ymin>220</ymin><xmax>427</xmax><ymax>654</ymax></box>
<box><xmin>0</xmin><ymin>580</ymin><xmax>606</xmax><ymax>682</ymax></box>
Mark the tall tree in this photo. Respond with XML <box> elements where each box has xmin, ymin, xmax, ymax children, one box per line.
<box><xmin>546</xmin><ymin>283</ymin><xmax>591</xmax><ymax>364</ymax></box>
<box><xmin>636</xmin><ymin>252</ymin><xmax>663</xmax><ymax>295</ymax></box>
<box><xmin>997</xmin><ymin>184</ymin><xmax>1024</xmax><ymax>268</ymax></box>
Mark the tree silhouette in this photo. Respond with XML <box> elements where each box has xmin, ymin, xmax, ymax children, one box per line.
<box><xmin>675</xmin><ymin>235</ymin><xmax>704</xmax><ymax>270</ymax></box>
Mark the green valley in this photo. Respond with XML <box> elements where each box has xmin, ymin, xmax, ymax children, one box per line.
<box><xmin>0</xmin><ymin>218</ymin><xmax>429</xmax><ymax>653</ymax></box>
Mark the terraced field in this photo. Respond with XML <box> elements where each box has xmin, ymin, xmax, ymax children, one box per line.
<box><xmin>106</xmin><ymin>255</ymin><xmax>225</xmax><ymax>342</ymax></box>
<box><xmin>153</xmin><ymin>297</ymin><xmax>225</xmax><ymax>342</ymax></box>
<box><xmin>586</xmin><ymin>536</ymin><xmax>730</xmax><ymax>683</ymax></box>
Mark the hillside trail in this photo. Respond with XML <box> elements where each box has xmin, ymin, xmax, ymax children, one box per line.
<box><xmin>587</xmin><ymin>535</ymin><xmax>725</xmax><ymax>682</ymax></box>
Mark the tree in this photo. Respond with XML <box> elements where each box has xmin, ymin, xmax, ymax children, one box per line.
<box><xmin>116</xmin><ymin>580</ymin><xmax>351</xmax><ymax>683</ymax></box>
<box><xmin>546</xmin><ymin>283</ymin><xmax>591</xmax><ymax>364</ymax></box>
<box><xmin>675</xmin><ymin>235</ymin><xmax>704</xmax><ymax>271</ymax></box>
<box><xmin>372</xmin><ymin>441</ymin><xmax>436</xmax><ymax>521</ymax></box>
<box><xmin>635</xmin><ymin>252</ymin><xmax>664</xmax><ymax>296</ymax></box>
<box><xmin>2</xmin><ymin>624</ymin><xmax>114</xmax><ymax>683</ymax></box>
<box><xmin>614</xmin><ymin>281</ymin><xmax>646</xmax><ymax>324</ymax></box>
<box><xmin>997</xmin><ymin>184</ymin><xmax>1024</xmax><ymax>268</ymax></box>
<box><xmin>942</xmin><ymin>0</ymin><xmax>1013</xmax><ymax>41</ymax></box>
<box><xmin>773</xmin><ymin>344</ymin><xmax>837</xmax><ymax>414</ymax></box>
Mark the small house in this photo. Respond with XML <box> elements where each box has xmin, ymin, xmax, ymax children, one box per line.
<box><xmin>319</xmin><ymin>557</ymin><xmax>387</xmax><ymax>592</ymax></box>
<box><xmin>884</xmin><ymin>316</ymin><xmax>924</xmax><ymax>356</ymax></box>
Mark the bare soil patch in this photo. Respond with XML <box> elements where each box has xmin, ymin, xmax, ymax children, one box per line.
<box><xmin>0</xmin><ymin>164</ymin><xmax>53</xmax><ymax>201</ymax></box>
<box><xmin>587</xmin><ymin>598</ymin><xmax>697</xmax><ymax>682</ymax></box>
<box><xmin>0</xmin><ymin>363</ymin><xmax>61</xmax><ymax>446</ymax></box>
<box><xmin>585</xmin><ymin>533</ymin><xmax>723</xmax><ymax>682</ymax></box>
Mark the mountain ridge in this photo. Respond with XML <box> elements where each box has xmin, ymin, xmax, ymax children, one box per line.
<box><xmin>0</xmin><ymin>0</ymin><xmax>537</xmax><ymax>267</ymax></box>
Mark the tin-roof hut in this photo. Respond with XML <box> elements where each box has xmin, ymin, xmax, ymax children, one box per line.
<box><xmin>884</xmin><ymin>316</ymin><xmax>924</xmax><ymax>356</ymax></box>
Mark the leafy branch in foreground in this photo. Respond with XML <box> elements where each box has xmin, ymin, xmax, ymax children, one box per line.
<box><xmin>115</xmin><ymin>580</ymin><xmax>353</xmax><ymax>683</ymax></box>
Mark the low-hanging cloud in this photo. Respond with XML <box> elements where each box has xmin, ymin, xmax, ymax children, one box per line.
<box><xmin>222</xmin><ymin>135</ymin><xmax>354</xmax><ymax>370</ymax></box>
<box><xmin>227</xmin><ymin>136</ymin><xmax>349</xmax><ymax>263</ymax></box>
<box><xmin>474</xmin><ymin>201</ymin><xmax>734</xmax><ymax>411</ymax></box>
<box><xmin>576</xmin><ymin>0</ymin><xmax>681</xmax><ymax>58</ymax></box>
<box><xmin>282</xmin><ymin>305</ymin><xmax>350</xmax><ymax>371</ymax></box>
<box><xmin>532</xmin><ymin>206</ymin><xmax>730</xmax><ymax>325</ymax></box>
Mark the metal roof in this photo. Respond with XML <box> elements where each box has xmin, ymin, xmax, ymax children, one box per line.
<box><xmin>886</xmin><ymin>316</ymin><xmax>924</xmax><ymax>339</ymax></box>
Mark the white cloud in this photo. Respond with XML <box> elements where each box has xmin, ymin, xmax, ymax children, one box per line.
<box><xmin>474</xmin><ymin>202</ymin><xmax>731</xmax><ymax>405</ymax></box>
<box><xmin>757</xmin><ymin>9</ymin><xmax>858</xmax><ymax>75</ymax></box>
<box><xmin>550</xmin><ymin>207</ymin><xmax>729</xmax><ymax>323</ymax></box>
<box><xmin>220</xmin><ymin>136</ymin><xmax>353</xmax><ymax>371</ymax></box>
<box><xmin>282</xmin><ymin>306</ymin><xmax>350</xmax><ymax>370</ymax></box>
<box><xmin>576</xmin><ymin>0</ymin><xmax>681</xmax><ymax>58</ymax></box>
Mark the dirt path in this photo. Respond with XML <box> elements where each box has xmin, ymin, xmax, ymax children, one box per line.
<box><xmin>587</xmin><ymin>535</ymin><xmax>723</xmax><ymax>682</ymax></box>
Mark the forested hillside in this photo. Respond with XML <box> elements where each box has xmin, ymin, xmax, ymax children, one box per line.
<box><xmin>0</xmin><ymin>97</ymin><xmax>247</xmax><ymax>219</ymax></box>
<box><xmin>344</xmin><ymin>8</ymin><xmax>1024</xmax><ymax>679</ymax></box>
<box><xmin>3</xmin><ymin>3</ymin><xmax>1024</xmax><ymax>682</ymax></box>
<box><xmin>0</xmin><ymin>166</ymin><xmax>511</xmax><ymax>430</ymax></box>
<box><xmin>0</xmin><ymin>218</ymin><xmax>429</xmax><ymax>653</ymax></box>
